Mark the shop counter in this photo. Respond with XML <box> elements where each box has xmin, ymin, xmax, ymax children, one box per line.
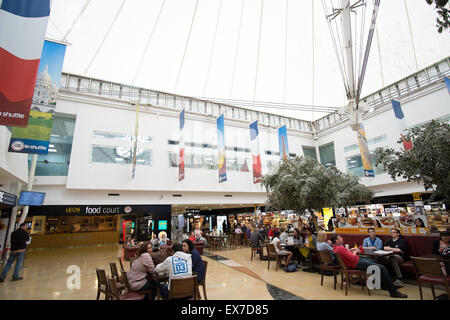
<box><xmin>28</xmin><ymin>231</ymin><xmax>118</xmax><ymax>249</ymax></box>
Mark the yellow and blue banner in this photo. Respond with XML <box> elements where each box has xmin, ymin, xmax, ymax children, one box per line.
<box><xmin>8</xmin><ymin>40</ymin><xmax>66</xmax><ymax>154</ymax></box>
<box><xmin>217</xmin><ymin>114</ymin><xmax>227</xmax><ymax>183</ymax></box>
<box><xmin>278</xmin><ymin>125</ymin><xmax>289</xmax><ymax>160</ymax></box>
<box><xmin>356</xmin><ymin>123</ymin><xmax>375</xmax><ymax>177</ymax></box>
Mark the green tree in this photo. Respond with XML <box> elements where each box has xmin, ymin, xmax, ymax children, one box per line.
<box><xmin>261</xmin><ymin>156</ymin><xmax>373</xmax><ymax>230</ymax></box>
<box><xmin>425</xmin><ymin>0</ymin><xmax>450</xmax><ymax>33</ymax></box>
<box><xmin>374</xmin><ymin>119</ymin><xmax>450</xmax><ymax>207</ymax></box>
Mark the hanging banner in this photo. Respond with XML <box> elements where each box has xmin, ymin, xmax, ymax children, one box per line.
<box><xmin>0</xmin><ymin>0</ymin><xmax>51</xmax><ymax>126</ymax></box>
<box><xmin>131</xmin><ymin>101</ymin><xmax>140</xmax><ymax>180</ymax></box>
<box><xmin>278</xmin><ymin>125</ymin><xmax>289</xmax><ymax>160</ymax></box>
<box><xmin>8</xmin><ymin>40</ymin><xmax>66</xmax><ymax>154</ymax></box>
<box><xmin>179</xmin><ymin>108</ymin><xmax>185</xmax><ymax>181</ymax></box>
<box><xmin>250</xmin><ymin>120</ymin><xmax>262</xmax><ymax>183</ymax></box>
<box><xmin>217</xmin><ymin>114</ymin><xmax>227</xmax><ymax>183</ymax></box>
<box><xmin>444</xmin><ymin>76</ymin><xmax>450</xmax><ymax>94</ymax></box>
<box><xmin>391</xmin><ymin>99</ymin><xmax>412</xmax><ymax>151</ymax></box>
<box><xmin>356</xmin><ymin>123</ymin><xmax>375</xmax><ymax>177</ymax></box>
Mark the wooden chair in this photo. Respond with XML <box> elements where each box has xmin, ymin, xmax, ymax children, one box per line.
<box><xmin>317</xmin><ymin>250</ymin><xmax>342</xmax><ymax>290</ymax></box>
<box><xmin>96</xmin><ymin>268</ymin><xmax>109</xmax><ymax>300</ymax></box>
<box><xmin>118</xmin><ymin>257</ymin><xmax>125</xmax><ymax>272</ymax></box>
<box><xmin>411</xmin><ymin>256</ymin><xmax>450</xmax><ymax>300</ymax></box>
<box><xmin>196</xmin><ymin>260</ymin><xmax>208</xmax><ymax>300</ymax></box>
<box><xmin>235</xmin><ymin>233</ymin><xmax>242</xmax><ymax>248</ymax></box>
<box><xmin>226</xmin><ymin>235</ymin><xmax>235</xmax><ymax>250</ymax></box>
<box><xmin>110</xmin><ymin>262</ymin><xmax>126</xmax><ymax>285</ymax></box>
<box><xmin>334</xmin><ymin>253</ymin><xmax>370</xmax><ymax>296</ymax></box>
<box><xmin>107</xmin><ymin>277</ymin><xmax>144</xmax><ymax>300</ymax></box>
<box><xmin>168</xmin><ymin>276</ymin><xmax>198</xmax><ymax>300</ymax></box>
<box><xmin>250</xmin><ymin>246</ymin><xmax>263</xmax><ymax>261</ymax></box>
<box><xmin>242</xmin><ymin>233</ymin><xmax>251</xmax><ymax>247</ymax></box>
<box><xmin>265</xmin><ymin>244</ymin><xmax>287</xmax><ymax>271</ymax></box>
<box><xmin>121</xmin><ymin>271</ymin><xmax>155</xmax><ymax>299</ymax></box>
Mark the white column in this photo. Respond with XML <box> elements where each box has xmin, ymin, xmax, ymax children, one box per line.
<box><xmin>18</xmin><ymin>154</ymin><xmax>38</xmax><ymax>225</ymax></box>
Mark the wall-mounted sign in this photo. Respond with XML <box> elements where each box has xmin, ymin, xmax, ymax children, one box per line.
<box><xmin>0</xmin><ymin>190</ymin><xmax>17</xmax><ymax>206</ymax></box>
<box><xmin>18</xmin><ymin>191</ymin><xmax>45</xmax><ymax>206</ymax></box>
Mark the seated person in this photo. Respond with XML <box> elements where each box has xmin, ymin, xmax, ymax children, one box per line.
<box><xmin>300</xmin><ymin>228</ymin><xmax>317</xmax><ymax>262</ymax></box>
<box><xmin>194</xmin><ymin>233</ymin><xmax>207</xmax><ymax>246</ymax></box>
<box><xmin>155</xmin><ymin>243</ymin><xmax>193</xmax><ymax>299</ymax></box>
<box><xmin>330</xmin><ymin>234</ymin><xmax>407</xmax><ymax>298</ymax></box>
<box><xmin>271</xmin><ymin>230</ymin><xmax>293</xmax><ymax>271</ymax></box>
<box><xmin>188</xmin><ymin>232</ymin><xmax>196</xmax><ymax>242</ymax></box>
<box><xmin>126</xmin><ymin>241</ymin><xmax>159</xmax><ymax>299</ymax></box>
<box><xmin>279</xmin><ymin>227</ymin><xmax>288</xmax><ymax>243</ymax></box>
<box><xmin>383</xmin><ymin>229</ymin><xmax>408</xmax><ymax>288</ymax></box>
<box><xmin>316</xmin><ymin>230</ymin><xmax>338</xmax><ymax>267</ymax></box>
<box><xmin>150</xmin><ymin>234</ymin><xmax>159</xmax><ymax>249</ymax></box>
<box><xmin>159</xmin><ymin>233</ymin><xmax>170</xmax><ymax>246</ymax></box>
<box><xmin>433</xmin><ymin>231</ymin><xmax>450</xmax><ymax>256</ymax></box>
<box><xmin>362</xmin><ymin>228</ymin><xmax>383</xmax><ymax>253</ymax></box>
<box><xmin>212</xmin><ymin>226</ymin><xmax>220</xmax><ymax>237</ymax></box>
<box><xmin>415</xmin><ymin>218</ymin><xmax>426</xmax><ymax>228</ymax></box>
<box><xmin>182</xmin><ymin>239</ymin><xmax>205</xmax><ymax>283</ymax></box>
<box><xmin>290</xmin><ymin>228</ymin><xmax>304</xmax><ymax>264</ymax></box>
<box><xmin>250</xmin><ymin>225</ymin><xmax>265</xmax><ymax>259</ymax></box>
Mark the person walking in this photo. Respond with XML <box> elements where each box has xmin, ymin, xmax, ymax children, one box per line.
<box><xmin>0</xmin><ymin>223</ymin><xmax>30</xmax><ymax>282</ymax></box>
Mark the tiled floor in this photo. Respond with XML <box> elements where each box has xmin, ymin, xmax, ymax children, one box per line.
<box><xmin>0</xmin><ymin>244</ymin><xmax>445</xmax><ymax>300</ymax></box>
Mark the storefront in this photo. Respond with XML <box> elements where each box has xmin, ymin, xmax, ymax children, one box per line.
<box><xmin>26</xmin><ymin>204</ymin><xmax>171</xmax><ymax>249</ymax></box>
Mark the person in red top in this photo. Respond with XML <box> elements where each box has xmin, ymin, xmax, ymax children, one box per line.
<box><xmin>268</xmin><ymin>226</ymin><xmax>278</xmax><ymax>238</ymax></box>
<box><xmin>330</xmin><ymin>234</ymin><xmax>408</xmax><ymax>298</ymax></box>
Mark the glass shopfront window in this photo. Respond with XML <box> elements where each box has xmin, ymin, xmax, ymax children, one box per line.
<box><xmin>319</xmin><ymin>142</ymin><xmax>336</xmax><ymax>168</ymax></box>
<box><xmin>302</xmin><ymin>146</ymin><xmax>317</xmax><ymax>161</ymax></box>
<box><xmin>32</xmin><ymin>116</ymin><xmax>76</xmax><ymax>176</ymax></box>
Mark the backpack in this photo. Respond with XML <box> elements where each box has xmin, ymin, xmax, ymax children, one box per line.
<box><xmin>284</xmin><ymin>263</ymin><xmax>297</xmax><ymax>272</ymax></box>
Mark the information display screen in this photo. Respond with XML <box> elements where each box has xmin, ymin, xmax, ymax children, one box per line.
<box><xmin>158</xmin><ymin>220</ymin><xmax>167</xmax><ymax>230</ymax></box>
<box><xmin>18</xmin><ymin>191</ymin><xmax>46</xmax><ymax>206</ymax></box>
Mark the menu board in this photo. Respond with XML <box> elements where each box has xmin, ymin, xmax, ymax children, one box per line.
<box><xmin>332</xmin><ymin>214</ymin><xmax>430</xmax><ymax>235</ymax></box>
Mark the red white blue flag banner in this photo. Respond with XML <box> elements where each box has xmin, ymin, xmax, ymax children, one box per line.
<box><xmin>391</xmin><ymin>99</ymin><xmax>412</xmax><ymax>151</ymax></box>
<box><xmin>250</xmin><ymin>120</ymin><xmax>261</xmax><ymax>183</ymax></box>
<box><xmin>0</xmin><ymin>0</ymin><xmax>51</xmax><ymax>126</ymax></box>
<box><xmin>217</xmin><ymin>114</ymin><xmax>227</xmax><ymax>183</ymax></box>
<box><xmin>179</xmin><ymin>108</ymin><xmax>185</xmax><ymax>181</ymax></box>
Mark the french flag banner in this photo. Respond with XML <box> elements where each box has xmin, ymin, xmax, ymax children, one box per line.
<box><xmin>391</xmin><ymin>99</ymin><xmax>412</xmax><ymax>151</ymax></box>
<box><xmin>179</xmin><ymin>108</ymin><xmax>185</xmax><ymax>181</ymax></box>
<box><xmin>250</xmin><ymin>120</ymin><xmax>262</xmax><ymax>184</ymax></box>
<box><xmin>0</xmin><ymin>0</ymin><xmax>51</xmax><ymax>127</ymax></box>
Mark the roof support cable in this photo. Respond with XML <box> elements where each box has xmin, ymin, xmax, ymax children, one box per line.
<box><xmin>131</xmin><ymin>0</ymin><xmax>166</xmax><ymax>87</ymax></box>
<box><xmin>63</xmin><ymin>0</ymin><xmax>92</xmax><ymax>42</ymax></box>
<box><xmin>83</xmin><ymin>0</ymin><xmax>126</xmax><ymax>75</ymax></box>
<box><xmin>321</xmin><ymin>0</ymin><xmax>350</xmax><ymax>97</ymax></box>
<box><xmin>174</xmin><ymin>0</ymin><xmax>199</xmax><ymax>94</ymax></box>
<box><xmin>252</xmin><ymin>0</ymin><xmax>265</xmax><ymax>109</ymax></box>
<box><xmin>228</xmin><ymin>0</ymin><xmax>246</xmax><ymax>102</ymax></box>
<box><xmin>203</xmin><ymin>0</ymin><xmax>224</xmax><ymax>97</ymax></box>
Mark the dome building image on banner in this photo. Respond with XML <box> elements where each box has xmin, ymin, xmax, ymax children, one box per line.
<box><xmin>32</xmin><ymin>65</ymin><xmax>58</xmax><ymax>108</ymax></box>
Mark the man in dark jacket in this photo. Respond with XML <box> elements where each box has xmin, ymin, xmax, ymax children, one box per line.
<box><xmin>0</xmin><ymin>223</ymin><xmax>30</xmax><ymax>282</ymax></box>
<box><xmin>383</xmin><ymin>228</ymin><xmax>408</xmax><ymax>288</ymax></box>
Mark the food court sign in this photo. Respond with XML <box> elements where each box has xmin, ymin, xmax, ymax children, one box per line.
<box><xmin>332</xmin><ymin>214</ymin><xmax>430</xmax><ymax>235</ymax></box>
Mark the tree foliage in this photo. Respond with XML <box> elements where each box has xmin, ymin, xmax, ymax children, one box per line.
<box><xmin>373</xmin><ymin>119</ymin><xmax>450</xmax><ymax>207</ymax></box>
<box><xmin>261</xmin><ymin>156</ymin><xmax>373</xmax><ymax>229</ymax></box>
<box><xmin>426</xmin><ymin>0</ymin><xmax>450</xmax><ymax>33</ymax></box>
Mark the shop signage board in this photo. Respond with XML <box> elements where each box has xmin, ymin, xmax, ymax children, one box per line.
<box><xmin>0</xmin><ymin>190</ymin><xmax>17</xmax><ymax>206</ymax></box>
<box><xmin>332</xmin><ymin>214</ymin><xmax>430</xmax><ymax>234</ymax></box>
<box><xmin>28</xmin><ymin>205</ymin><xmax>171</xmax><ymax>217</ymax></box>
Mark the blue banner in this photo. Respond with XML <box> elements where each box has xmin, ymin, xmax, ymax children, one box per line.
<box><xmin>445</xmin><ymin>76</ymin><xmax>450</xmax><ymax>94</ymax></box>
<box><xmin>278</xmin><ymin>125</ymin><xmax>289</xmax><ymax>160</ymax></box>
<box><xmin>217</xmin><ymin>114</ymin><xmax>227</xmax><ymax>183</ymax></box>
<box><xmin>8</xmin><ymin>40</ymin><xmax>66</xmax><ymax>154</ymax></box>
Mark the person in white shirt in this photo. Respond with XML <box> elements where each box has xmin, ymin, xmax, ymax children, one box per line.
<box><xmin>279</xmin><ymin>227</ymin><xmax>289</xmax><ymax>243</ymax></box>
<box><xmin>155</xmin><ymin>243</ymin><xmax>193</xmax><ymax>299</ymax></box>
<box><xmin>271</xmin><ymin>230</ymin><xmax>293</xmax><ymax>271</ymax></box>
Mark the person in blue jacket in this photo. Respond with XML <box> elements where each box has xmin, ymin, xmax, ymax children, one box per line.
<box><xmin>182</xmin><ymin>239</ymin><xmax>205</xmax><ymax>283</ymax></box>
